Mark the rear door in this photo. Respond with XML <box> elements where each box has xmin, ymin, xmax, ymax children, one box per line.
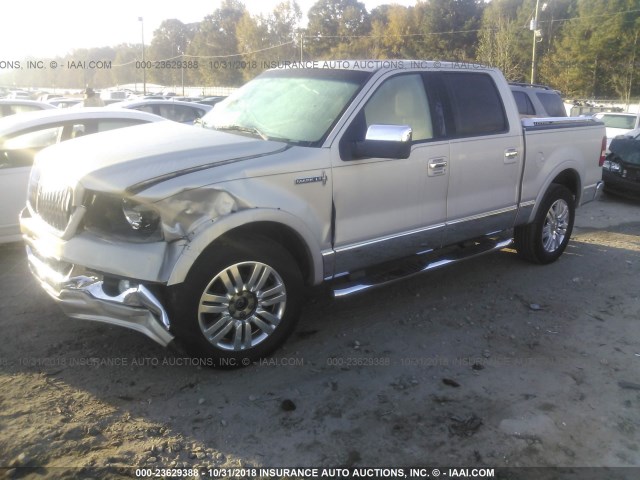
<box><xmin>438</xmin><ymin>72</ymin><xmax>523</xmax><ymax>245</ymax></box>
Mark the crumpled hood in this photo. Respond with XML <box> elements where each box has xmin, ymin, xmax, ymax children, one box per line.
<box><xmin>609</xmin><ymin>136</ymin><xmax>640</xmax><ymax>166</ymax></box>
<box><xmin>34</xmin><ymin>121</ymin><xmax>287</xmax><ymax>193</ymax></box>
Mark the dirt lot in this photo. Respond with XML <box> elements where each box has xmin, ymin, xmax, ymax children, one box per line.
<box><xmin>1</xmin><ymin>193</ymin><xmax>639</xmax><ymax>479</ymax></box>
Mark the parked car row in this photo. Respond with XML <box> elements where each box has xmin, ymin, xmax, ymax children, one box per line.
<box><xmin>2</xmin><ymin>89</ymin><xmax>227</xmax><ymax>112</ymax></box>
<box><xmin>0</xmin><ymin>96</ymin><xmax>217</xmax><ymax>123</ymax></box>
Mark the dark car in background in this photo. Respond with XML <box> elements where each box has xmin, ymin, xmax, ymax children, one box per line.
<box><xmin>195</xmin><ymin>96</ymin><xmax>227</xmax><ymax>107</ymax></box>
<box><xmin>602</xmin><ymin>128</ymin><xmax>640</xmax><ymax>199</ymax></box>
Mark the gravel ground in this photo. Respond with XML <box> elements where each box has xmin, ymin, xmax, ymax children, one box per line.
<box><xmin>0</xmin><ymin>192</ymin><xmax>639</xmax><ymax>479</ymax></box>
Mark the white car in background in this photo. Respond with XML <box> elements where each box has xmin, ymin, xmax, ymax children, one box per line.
<box><xmin>0</xmin><ymin>108</ymin><xmax>166</xmax><ymax>243</ymax></box>
<box><xmin>592</xmin><ymin>112</ymin><xmax>640</xmax><ymax>147</ymax></box>
<box><xmin>0</xmin><ymin>99</ymin><xmax>56</xmax><ymax>118</ymax></box>
<box><xmin>109</xmin><ymin>99</ymin><xmax>212</xmax><ymax>124</ymax></box>
<box><xmin>48</xmin><ymin>98</ymin><xmax>83</xmax><ymax>109</ymax></box>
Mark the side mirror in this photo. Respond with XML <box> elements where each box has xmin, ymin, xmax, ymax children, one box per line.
<box><xmin>352</xmin><ymin>125</ymin><xmax>412</xmax><ymax>159</ymax></box>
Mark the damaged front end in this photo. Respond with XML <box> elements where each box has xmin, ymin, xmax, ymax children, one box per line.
<box><xmin>24</xmin><ymin>240</ymin><xmax>174</xmax><ymax>346</ymax></box>
<box><xmin>21</xmin><ymin>160</ymin><xmax>246</xmax><ymax>346</ymax></box>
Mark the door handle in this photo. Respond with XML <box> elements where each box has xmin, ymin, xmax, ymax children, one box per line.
<box><xmin>428</xmin><ymin>158</ymin><xmax>447</xmax><ymax>176</ymax></box>
<box><xmin>504</xmin><ymin>148</ymin><xmax>519</xmax><ymax>164</ymax></box>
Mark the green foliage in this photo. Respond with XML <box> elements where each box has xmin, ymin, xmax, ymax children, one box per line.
<box><xmin>148</xmin><ymin>19</ymin><xmax>193</xmax><ymax>86</ymax></box>
<box><xmin>2</xmin><ymin>0</ymin><xmax>639</xmax><ymax>100</ymax></box>
<box><xmin>414</xmin><ymin>0</ymin><xmax>484</xmax><ymax>60</ymax></box>
<box><xmin>543</xmin><ymin>0</ymin><xmax>640</xmax><ymax>100</ymax></box>
<box><xmin>305</xmin><ymin>0</ymin><xmax>370</xmax><ymax>59</ymax></box>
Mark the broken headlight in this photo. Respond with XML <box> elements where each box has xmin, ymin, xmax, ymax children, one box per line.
<box><xmin>83</xmin><ymin>193</ymin><xmax>163</xmax><ymax>242</ymax></box>
<box><xmin>603</xmin><ymin>159</ymin><xmax>621</xmax><ymax>173</ymax></box>
<box><xmin>122</xmin><ymin>198</ymin><xmax>161</xmax><ymax>232</ymax></box>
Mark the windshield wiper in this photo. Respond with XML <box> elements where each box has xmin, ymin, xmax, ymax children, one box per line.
<box><xmin>215</xmin><ymin>124</ymin><xmax>269</xmax><ymax>140</ymax></box>
<box><xmin>212</xmin><ymin>124</ymin><xmax>314</xmax><ymax>146</ymax></box>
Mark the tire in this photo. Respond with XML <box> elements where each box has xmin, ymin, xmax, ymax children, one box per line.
<box><xmin>514</xmin><ymin>184</ymin><xmax>575</xmax><ymax>264</ymax></box>
<box><xmin>168</xmin><ymin>237</ymin><xmax>303</xmax><ymax>367</ymax></box>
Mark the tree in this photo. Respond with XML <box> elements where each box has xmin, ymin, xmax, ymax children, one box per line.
<box><xmin>368</xmin><ymin>5</ymin><xmax>421</xmax><ymax>59</ymax></box>
<box><xmin>111</xmin><ymin>44</ymin><xmax>142</xmax><ymax>88</ymax></box>
<box><xmin>609</xmin><ymin>29</ymin><xmax>639</xmax><ymax>105</ymax></box>
<box><xmin>415</xmin><ymin>0</ymin><xmax>484</xmax><ymax>60</ymax></box>
<box><xmin>474</xmin><ymin>0</ymin><xmax>575</xmax><ymax>85</ymax></box>
<box><xmin>544</xmin><ymin>0</ymin><xmax>640</xmax><ymax>98</ymax></box>
<box><xmin>187</xmin><ymin>0</ymin><xmax>248</xmax><ymax>87</ymax></box>
<box><xmin>267</xmin><ymin>0</ymin><xmax>303</xmax><ymax>61</ymax></box>
<box><xmin>477</xmin><ymin>13</ymin><xmax>523</xmax><ymax>80</ymax></box>
<box><xmin>476</xmin><ymin>0</ymin><xmax>527</xmax><ymax>80</ymax></box>
<box><xmin>305</xmin><ymin>0</ymin><xmax>370</xmax><ymax>59</ymax></box>
<box><xmin>148</xmin><ymin>19</ymin><xmax>192</xmax><ymax>86</ymax></box>
<box><xmin>235</xmin><ymin>12</ymin><xmax>269</xmax><ymax>81</ymax></box>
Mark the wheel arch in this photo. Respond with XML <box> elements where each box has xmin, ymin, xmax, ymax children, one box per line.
<box><xmin>550</xmin><ymin>168</ymin><xmax>580</xmax><ymax>200</ymax></box>
<box><xmin>219</xmin><ymin>221</ymin><xmax>315</xmax><ymax>286</ymax></box>
<box><xmin>528</xmin><ymin>167</ymin><xmax>581</xmax><ymax>222</ymax></box>
<box><xmin>166</xmin><ymin>208</ymin><xmax>324</xmax><ymax>287</ymax></box>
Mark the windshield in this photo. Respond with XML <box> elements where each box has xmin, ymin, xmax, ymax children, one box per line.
<box><xmin>201</xmin><ymin>69</ymin><xmax>370</xmax><ymax>146</ymax></box>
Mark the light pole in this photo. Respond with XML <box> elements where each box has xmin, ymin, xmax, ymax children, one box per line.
<box><xmin>530</xmin><ymin>0</ymin><xmax>541</xmax><ymax>84</ymax></box>
<box><xmin>139</xmin><ymin>16</ymin><xmax>146</xmax><ymax>94</ymax></box>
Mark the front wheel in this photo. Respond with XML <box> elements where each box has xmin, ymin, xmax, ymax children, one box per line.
<box><xmin>168</xmin><ymin>237</ymin><xmax>303</xmax><ymax>366</ymax></box>
<box><xmin>514</xmin><ymin>184</ymin><xmax>575</xmax><ymax>264</ymax></box>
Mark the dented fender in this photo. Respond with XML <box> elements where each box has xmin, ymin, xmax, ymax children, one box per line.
<box><xmin>165</xmin><ymin>207</ymin><xmax>325</xmax><ymax>287</ymax></box>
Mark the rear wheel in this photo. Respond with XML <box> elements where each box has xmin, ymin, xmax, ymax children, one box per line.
<box><xmin>514</xmin><ymin>184</ymin><xmax>575</xmax><ymax>264</ymax></box>
<box><xmin>169</xmin><ymin>237</ymin><xmax>303</xmax><ymax>367</ymax></box>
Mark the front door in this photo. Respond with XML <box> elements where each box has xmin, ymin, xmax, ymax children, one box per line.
<box><xmin>331</xmin><ymin>72</ymin><xmax>449</xmax><ymax>275</ymax></box>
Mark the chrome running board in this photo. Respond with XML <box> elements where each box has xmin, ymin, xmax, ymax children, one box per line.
<box><xmin>332</xmin><ymin>237</ymin><xmax>513</xmax><ymax>297</ymax></box>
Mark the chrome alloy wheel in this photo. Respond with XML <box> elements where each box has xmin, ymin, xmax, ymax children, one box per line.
<box><xmin>197</xmin><ymin>261</ymin><xmax>287</xmax><ymax>351</ymax></box>
<box><xmin>541</xmin><ymin>198</ymin><xmax>570</xmax><ymax>253</ymax></box>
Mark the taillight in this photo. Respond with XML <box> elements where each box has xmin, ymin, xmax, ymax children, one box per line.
<box><xmin>599</xmin><ymin>136</ymin><xmax>607</xmax><ymax>166</ymax></box>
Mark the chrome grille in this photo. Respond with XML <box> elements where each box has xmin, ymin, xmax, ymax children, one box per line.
<box><xmin>30</xmin><ymin>182</ymin><xmax>73</xmax><ymax>231</ymax></box>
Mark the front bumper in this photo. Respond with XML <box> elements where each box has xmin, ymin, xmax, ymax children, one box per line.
<box><xmin>25</xmin><ymin>242</ymin><xmax>174</xmax><ymax>347</ymax></box>
<box><xmin>602</xmin><ymin>171</ymin><xmax>640</xmax><ymax>199</ymax></box>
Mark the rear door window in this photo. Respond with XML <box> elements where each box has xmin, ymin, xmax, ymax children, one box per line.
<box><xmin>441</xmin><ymin>72</ymin><xmax>508</xmax><ymax>137</ymax></box>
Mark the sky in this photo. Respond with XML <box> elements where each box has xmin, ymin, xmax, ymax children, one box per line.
<box><xmin>0</xmin><ymin>0</ymin><xmax>418</xmax><ymax>60</ymax></box>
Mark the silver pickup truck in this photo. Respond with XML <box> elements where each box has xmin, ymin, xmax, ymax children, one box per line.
<box><xmin>20</xmin><ymin>61</ymin><xmax>605</xmax><ymax>365</ymax></box>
